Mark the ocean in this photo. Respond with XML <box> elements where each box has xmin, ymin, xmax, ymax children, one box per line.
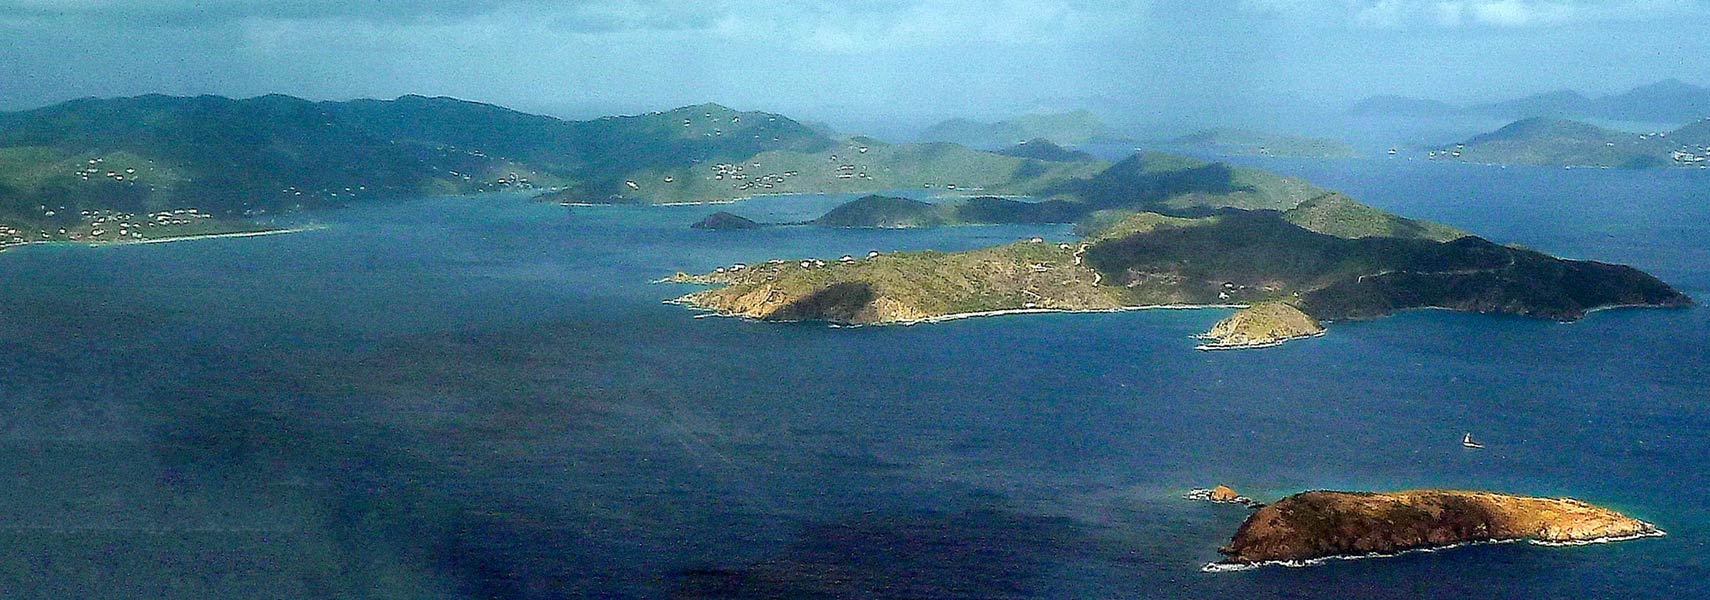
<box><xmin>0</xmin><ymin>158</ymin><xmax>1706</xmax><ymax>598</ymax></box>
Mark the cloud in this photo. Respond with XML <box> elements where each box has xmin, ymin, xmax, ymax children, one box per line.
<box><xmin>1238</xmin><ymin>0</ymin><xmax>1706</xmax><ymax>29</ymax></box>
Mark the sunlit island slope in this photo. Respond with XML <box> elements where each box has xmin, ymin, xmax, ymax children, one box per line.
<box><xmin>664</xmin><ymin>153</ymin><xmax>1691</xmax><ymax>349</ymax></box>
<box><xmin>1211</xmin><ymin>490</ymin><xmax>1664</xmax><ymax>569</ymax></box>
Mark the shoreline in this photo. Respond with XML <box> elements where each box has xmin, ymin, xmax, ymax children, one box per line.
<box><xmin>1201</xmin><ymin>526</ymin><xmax>1666</xmax><ymax>573</ymax></box>
<box><xmin>1194</xmin><ymin>330</ymin><xmax>1327</xmax><ymax>351</ymax></box>
<box><xmin>0</xmin><ymin>225</ymin><xmax>324</xmax><ymax>254</ymax></box>
<box><xmin>667</xmin><ymin>302</ymin><xmax>1249</xmax><ymax>327</ymax></box>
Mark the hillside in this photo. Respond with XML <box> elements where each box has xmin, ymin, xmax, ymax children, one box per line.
<box><xmin>540</xmin><ymin>136</ymin><xmax>1105</xmax><ymax>205</ymax></box>
<box><xmin>805</xmin><ymin>152</ymin><xmax>1456</xmax><ymax>239</ymax></box>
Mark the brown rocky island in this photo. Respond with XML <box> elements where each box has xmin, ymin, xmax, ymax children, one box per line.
<box><xmin>1212</xmin><ymin>490</ymin><xmax>1664</xmax><ymax>569</ymax></box>
<box><xmin>1195</xmin><ymin>302</ymin><xmax>1324</xmax><ymax>350</ymax></box>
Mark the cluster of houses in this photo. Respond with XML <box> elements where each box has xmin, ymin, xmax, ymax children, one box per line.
<box><xmin>1</xmin><ymin>206</ymin><xmax>222</xmax><ymax>249</ymax></box>
<box><xmin>709</xmin><ymin>162</ymin><xmax>800</xmax><ymax>192</ymax></box>
<box><xmin>74</xmin><ymin>157</ymin><xmax>142</xmax><ymax>183</ymax></box>
<box><xmin>1670</xmin><ymin>146</ymin><xmax>1710</xmax><ymax>165</ymax></box>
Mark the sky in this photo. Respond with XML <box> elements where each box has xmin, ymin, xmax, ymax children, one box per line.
<box><xmin>1</xmin><ymin>0</ymin><xmax>1707</xmax><ymax>130</ymax></box>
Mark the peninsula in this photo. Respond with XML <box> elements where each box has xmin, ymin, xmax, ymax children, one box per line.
<box><xmin>1212</xmin><ymin>490</ymin><xmax>1664</xmax><ymax>568</ymax></box>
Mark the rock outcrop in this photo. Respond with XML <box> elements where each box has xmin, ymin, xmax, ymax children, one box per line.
<box><xmin>1214</xmin><ymin>490</ymin><xmax>1663</xmax><ymax>567</ymax></box>
<box><xmin>1196</xmin><ymin>303</ymin><xmax>1324</xmax><ymax>350</ymax></box>
<box><xmin>1186</xmin><ymin>485</ymin><xmax>1262</xmax><ymax>508</ymax></box>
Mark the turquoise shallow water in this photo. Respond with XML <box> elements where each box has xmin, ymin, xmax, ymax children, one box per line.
<box><xmin>0</xmin><ymin>162</ymin><xmax>1707</xmax><ymax>599</ymax></box>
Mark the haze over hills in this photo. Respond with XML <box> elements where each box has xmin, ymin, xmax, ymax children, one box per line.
<box><xmin>1350</xmin><ymin>79</ymin><xmax>1710</xmax><ymax>124</ymax></box>
<box><xmin>916</xmin><ymin>110</ymin><xmax>1124</xmax><ymax>150</ymax></box>
<box><xmin>1164</xmin><ymin>128</ymin><xmax>1358</xmax><ymax>159</ymax></box>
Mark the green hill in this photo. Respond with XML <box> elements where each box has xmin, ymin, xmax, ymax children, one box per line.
<box><xmin>1281</xmin><ymin>193</ymin><xmax>1467</xmax><ymax>242</ymax></box>
<box><xmin>812</xmin><ymin>195</ymin><xmax>948</xmax><ymax>228</ymax></box>
<box><xmin>996</xmin><ymin>139</ymin><xmax>1098</xmax><ymax>162</ymax></box>
<box><xmin>918</xmin><ymin>110</ymin><xmax>1118</xmax><ymax>149</ymax></box>
<box><xmin>542</xmin><ymin>136</ymin><xmax>1105</xmax><ymax>205</ymax></box>
<box><xmin>1433</xmin><ymin>117</ymin><xmax>1698</xmax><ymax>168</ymax></box>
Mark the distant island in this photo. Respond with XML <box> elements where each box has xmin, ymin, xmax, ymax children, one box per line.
<box><xmin>664</xmin><ymin>152</ymin><xmax>1691</xmax><ymax>349</ymax></box>
<box><xmin>916</xmin><ymin>110</ymin><xmax>1126</xmax><ymax>150</ymax></box>
<box><xmin>1211</xmin><ymin>490</ymin><xmax>1664</xmax><ymax>569</ymax></box>
<box><xmin>1433</xmin><ymin>117</ymin><xmax>1710</xmax><ymax>169</ymax></box>
<box><xmin>1348</xmin><ymin>79</ymin><xmax>1710</xmax><ymax>124</ymax></box>
<box><xmin>1166</xmin><ymin>128</ymin><xmax>1358</xmax><ymax>159</ymax></box>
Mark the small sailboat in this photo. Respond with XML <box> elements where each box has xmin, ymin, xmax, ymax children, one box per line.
<box><xmin>1461</xmin><ymin>433</ymin><xmax>1485</xmax><ymax>449</ymax></box>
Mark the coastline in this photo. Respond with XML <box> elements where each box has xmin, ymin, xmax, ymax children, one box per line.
<box><xmin>0</xmin><ymin>225</ymin><xmax>324</xmax><ymax>255</ymax></box>
<box><xmin>667</xmin><ymin>301</ymin><xmax>1249</xmax><ymax>327</ymax></box>
<box><xmin>1201</xmin><ymin>526</ymin><xmax>1666</xmax><ymax>573</ymax></box>
<box><xmin>1194</xmin><ymin>330</ymin><xmax>1326</xmax><ymax>351</ymax></box>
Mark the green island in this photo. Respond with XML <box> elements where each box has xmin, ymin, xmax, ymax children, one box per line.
<box><xmin>1211</xmin><ymin>490</ymin><xmax>1664</xmax><ymax>569</ymax></box>
<box><xmin>1167</xmin><ymin>127</ymin><xmax>1359</xmax><ymax>159</ymax></box>
<box><xmin>917</xmin><ymin>110</ymin><xmax>1126</xmax><ymax>149</ymax></box>
<box><xmin>1433</xmin><ymin>117</ymin><xmax>1710</xmax><ymax>169</ymax></box>
<box><xmin>665</xmin><ymin>152</ymin><xmax>1692</xmax><ymax>349</ymax></box>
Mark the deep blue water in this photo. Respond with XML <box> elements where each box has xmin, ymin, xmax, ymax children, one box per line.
<box><xmin>1</xmin><ymin>162</ymin><xmax>1707</xmax><ymax>599</ymax></box>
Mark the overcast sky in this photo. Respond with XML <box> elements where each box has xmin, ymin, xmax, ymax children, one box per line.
<box><xmin>1</xmin><ymin>0</ymin><xmax>1706</xmax><ymax>126</ymax></box>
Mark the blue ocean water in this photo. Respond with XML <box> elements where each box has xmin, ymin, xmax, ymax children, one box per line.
<box><xmin>0</xmin><ymin>162</ymin><xmax>1706</xmax><ymax>599</ymax></box>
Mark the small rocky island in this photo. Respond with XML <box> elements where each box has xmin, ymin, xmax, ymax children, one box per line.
<box><xmin>1212</xmin><ymin>490</ymin><xmax>1664</xmax><ymax>569</ymax></box>
<box><xmin>1195</xmin><ymin>303</ymin><xmax>1324</xmax><ymax>350</ymax></box>
<box><xmin>691</xmin><ymin>211</ymin><xmax>762</xmax><ymax>230</ymax></box>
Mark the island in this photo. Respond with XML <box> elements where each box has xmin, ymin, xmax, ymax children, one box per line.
<box><xmin>1433</xmin><ymin>117</ymin><xmax>1710</xmax><ymax>168</ymax></box>
<box><xmin>1166</xmin><ymin>128</ymin><xmax>1358</xmax><ymax>159</ymax></box>
<box><xmin>1211</xmin><ymin>490</ymin><xmax>1665</xmax><ymax>569</ymax></box>
<box><xmin>1195</xmin><ymin>303</ymin><xmax>1324</xmax><ymax>350</ymax></box>
<box><xmin>691</xmin><ymin>211</ymin><xmax>762</xmax><ymax>230</ymax></box>
<box><xmin>917</xmin><ymin>110</ymin><xmax>1123</xmax><ymax>149</ymax></box>
<box><xmin>662</xmin><ymin>152</ymin><xmax>1691</xmax><ymax>349</ymax></box>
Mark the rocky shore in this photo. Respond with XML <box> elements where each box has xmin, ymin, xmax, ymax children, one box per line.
<box><xmin>1213</xmin><ymin>490</ymin><xmax>1663</xmax><ymax>568</ymax></box>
